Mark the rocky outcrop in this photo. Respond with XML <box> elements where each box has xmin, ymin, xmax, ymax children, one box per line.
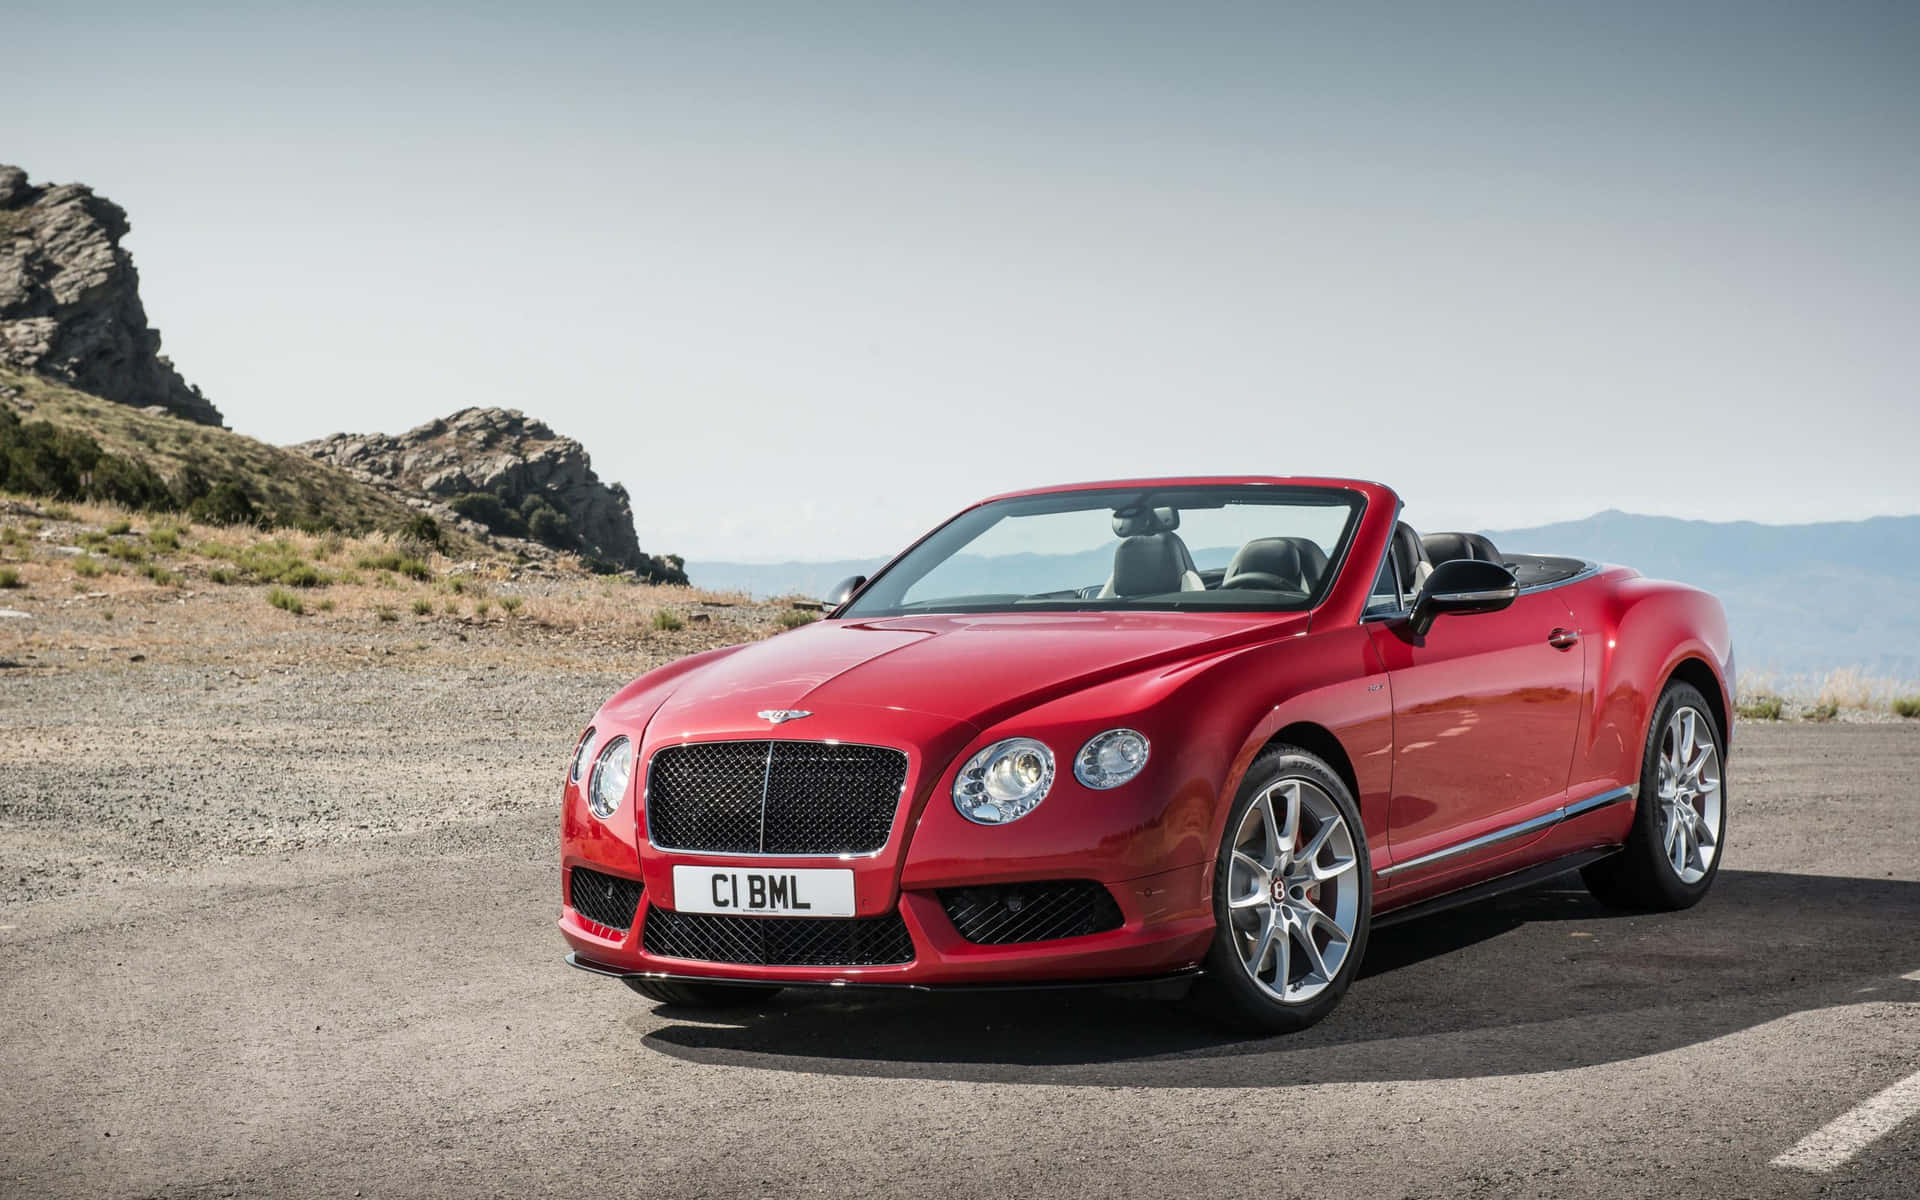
<box><xmin>297</xmin><ymin>407</ymin><xmax>683</xmax><ymax>582</ymax></box>
<box><xmin>0</xmin><ymin>165</ymin><xmax>221</xmax><ymax>427</ymax></box>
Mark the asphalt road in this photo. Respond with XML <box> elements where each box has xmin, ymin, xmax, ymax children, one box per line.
<box><xmin>4</xmin><ymin>714</ymin><xmax>1917</xmax><ymax>1198</ymax></box>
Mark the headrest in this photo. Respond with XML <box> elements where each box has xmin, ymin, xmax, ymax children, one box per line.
<box><xmin>1109</xmin><ymin>534</ymin><xmax>1184</xmax><ymax>597</ymax></box>
<box><xmin>1224</xmin><ymin>537</ymin><xmax>1306</xmax><ymax>591</ymax></box>
<box><xmin>1421</xmin><ymin>531</ymin><xmax>1501</xmax><ymax>565</ymax></box>
<box><xmin>1112</xmin><ymin>506</ymin><xmax>1179</xmax><ymax>538</ymax></box>
<box><xmin>1390</xmin><ymin>522</ymin><xmax>1427</xmax><ymax>586</ymax></box>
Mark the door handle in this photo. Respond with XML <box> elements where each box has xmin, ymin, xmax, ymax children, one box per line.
<box><xmin>1548</xmin><ymin>628</ymin><xmax>1580</xmax><ymax>650</ymax></box>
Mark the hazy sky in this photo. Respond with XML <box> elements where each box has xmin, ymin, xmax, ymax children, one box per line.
<box><xmin>10</xmin><ymin>1</ymin><xmax>1918</xmax><ymax>560</ymax></box>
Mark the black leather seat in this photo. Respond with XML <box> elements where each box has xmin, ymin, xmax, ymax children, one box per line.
<box><xmin>1108</xmin><ymin>535</ymin><xmax>1188</xmax><ymax>596</ymax></box>
<box><xmin>1223</xmin><ymin>537</ymin><xmax>1329</xmax><ymax>593</ymax></box>
<box><xmin>1421</xmin><ymin>531</ymin><xmax>1502</xmax><ymax>566</ymax></box>
<box><xmin>1391</xmin><ymin>522</ymin><xmax>1431</xmax><ymax>595</ymax></box>
<box><xmin>1101</xmin><ymin>507</ymin><xmax>1204</xmax><ymax>597</ymax></box>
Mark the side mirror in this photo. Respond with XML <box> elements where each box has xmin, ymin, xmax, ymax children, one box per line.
<box><xmin>1406</xmin><ymin>559</ymin><xmax>1519</xmax><ymax>637</ymax></box>
<box><xmin>823</xmin><ymin>574</ymin><xmax>867</xmax><ymax>610</ymax></box>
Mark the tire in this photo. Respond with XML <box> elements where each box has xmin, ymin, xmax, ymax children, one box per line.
<box><xmin>1188</xmin><ymin>745</ymin><xmax>1372</xmax><ymax>1034</ymax></box>
<box><xmin>1581</xmin><ymin>680</ymin><xmax>1727</xmax><ymax>911</ymax></box>
<box><xmin>622</xmin><ymin>978</ymin><xmax>782</xmax><ymax>1008</ymax></box>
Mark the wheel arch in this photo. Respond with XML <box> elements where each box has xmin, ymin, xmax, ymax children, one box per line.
<box><xmin>1665</xmin><ymin>655</ymin><xmax>1731</xmax><ymax>751</ymax></box>
<box><xmin>1262</xmin><ymin>721</ymin><xmax>1363</xmax><ymax>807</ymax></box>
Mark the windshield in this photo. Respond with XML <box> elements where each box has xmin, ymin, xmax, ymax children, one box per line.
<box><xmin>840</xmin><ymin>485</ymin><xmax>1364</xmax><ymax>617</ymax></box>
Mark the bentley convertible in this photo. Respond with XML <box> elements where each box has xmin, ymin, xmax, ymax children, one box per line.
<box><xmin>559</xmin><ymin>477</ymin><xmax>1732</xmax><ymax>1032</ymax></box>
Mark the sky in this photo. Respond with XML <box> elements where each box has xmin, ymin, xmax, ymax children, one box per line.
<box><xmin>8</xmin><ymin>1</ymin><xmax>1919</xmax><ymax>560</ymax></box>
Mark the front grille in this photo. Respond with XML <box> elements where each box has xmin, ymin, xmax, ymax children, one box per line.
<box><xmin>940</xmin><ymin>881</ymin><xmax>1125</xmax><ymax>945</ymax></box>
<box><xmin>642</xmin><ymin>909</ymin><xmax>915</xmax><ymax>967</ymax></box>
<box><xmin>569</xmin><ymin>867</ymin><xmax>643</xmax><ymax>932</ymax></box>
<box><xmin>647</xmin><ymin>740</ymin><xmax>907</xmax><ymax>855</ymax></box>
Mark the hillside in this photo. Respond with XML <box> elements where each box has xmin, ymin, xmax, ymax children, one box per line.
<box><xmin>1</xmin><ymin>365</ymin><xmax>483</xmax><ymax>551</ymax></box>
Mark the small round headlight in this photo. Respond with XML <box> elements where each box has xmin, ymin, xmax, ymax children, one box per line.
<box><xmin>570</xmin><ymin>726</ymin><xmax>596</xmax><ymax>784</ymax></box>
<box><xmin>954</xmin><ymin>737</ymin><xmax>1055</xmax><ymax>825</ymax></box>
<box><xmin>587</xmin><ymin>735</ymin><xmax>632</xmax><ymax>819</ymax></box>
<box><xmin>1074</xmin><ymin>729</ymin><xmax>1150</xmax><ymax>789</ymax></box>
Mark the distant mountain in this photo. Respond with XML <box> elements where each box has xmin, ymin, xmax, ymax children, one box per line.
<box><xmin>1485</xmin><ymin>510</ymin><xmax>1920</xmax><ymax>681</ymax></box>
<box><xmin>693</xmin><ymin>510</ymin><xmax>1920</xmax><ymax>680</ymax></box>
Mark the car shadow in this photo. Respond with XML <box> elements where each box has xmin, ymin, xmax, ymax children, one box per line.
<box><xmin>635</xmin><ymin>868</ymin><xmax>1920</xmax><ymax>1085</ymax></box>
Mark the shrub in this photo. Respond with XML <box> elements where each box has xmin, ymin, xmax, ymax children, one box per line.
<box><xmin>45</xmin><ymin>503</ymin><xmax>74</xmax><ymax>521</ymax></box>
<box><xmin>1736</xmin><ymin>695</ymin><xmax>1783</xmax><ymax>721</ymax></box>
<box><xmin>394</xmin><ymin>512</ymin><xmax>443</xmax><ymax>551</ymax></box>
<box><xmin>499</xmin><ymin>595</ymin><xmax>523</xmax><ymax>613</ymax></box>
<box><xmin>376</xmin><ymin>606</ymin><xmax>398</xmax><ymax>623</ymax></box>
<box><xmin>1894</xmin><ymin>697</ymin><xmax>1920</xmax><ymax>719</ymax></box>
<box><xmin>189</xmin><ymin>481</ymin><xmax>256</xmax><ymax>526</ymax></box>
<box><xmin>279</xmin><ymin>563</ymin><xmax>326</xmax><ymax>588</ymax></box>
<box><xmin>141</xmin><ymin>563</ymin><xmax>180</xmax><ymax>586</ymax></box>
<box><xmin>146</xmin><ymin>525</ymin><xmax>181</xmax><ymax>552</ymax></box>
<box><xmin>317</xmin><ymin>597</ymin><xmax>336</xmax><ymax>613</ymax></box>
<box><xmin>397</xmin><ymin>557</ymin><xmax>432</xmax><ymax>581</ymax></box>
<box><xmin>267</xmin><ymin>587</ymin><xmax>304</xmax><ymax>615</ymax></box>
<box><xmin>314</xmin><ymin>532</ymin><xmax>344</xmax><ymax>560</ymax></box>
<box><xmin>651</xmin><ymin>610</ymin><xmax>684</xmax><ymax>632</ymax></box>
<box><xmin>474</xmin><ymin>599</ymin><xmax>491</xmax><ymax>617</ymax></box>
<box><xmin>411</xmin><ymin>597</ymin><xmax>432</xmax><ymax>616</ymax></box>
<box><xmin>1807</xmin><ymin>700</ymin><xmax>1838</xmax><ymax>722</ymax></box>
<box><xmin>207</xmin><ymin>566</ymin><xmax>236</xmax><ymax>584</ymax></box>
<box><xmin>73</xmin><ymin>557</ymin><xmax>103</xmax><ymax>579</ymax></box>
<box><xmin>449</xmin><ymin>491</ymin><xmax>526</xmax><ymax>537</ymax></box>
<box><xmin>442</xmin><ymin>598</ymin><xmax>461</xmax><ymax>615</ymax></box>
<box><xmin>105</xmin><ymin>519</ymin><xmax>131</xmax><ymax>536</ymax></box>
<box><xmin>0</xmin><ymin>566</ymin><xmax>21</xmax><ymax>589</ymax></box>
<box><xmin>106</xmin><ymin>541</ymin><xmax>146</xmax><ymax>563</ymax></box>
<box><xmin>354</xmin><ymin>550</ymin><xmax>406</xmax><ymax>572</ymax></box>
<box><xmin>778</xmin><ymin>609</ymin><xmax>817</xmax><ymax>630</ymax></box>
<box><xmin>526</xmin><ymin>501</ymin><xmax>570</xmax><ymax>548</ymax></box>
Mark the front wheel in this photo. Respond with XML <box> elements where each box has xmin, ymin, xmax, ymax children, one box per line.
<box><xmin>1188</xmin><ymin>746</ymin><xmax>1371</xmax><ymax>1034</ymax></box>
<box><xmin>1582</xmin><ymin>680</ymin><xmax>1727</xmax><ymax>910</ymax></box>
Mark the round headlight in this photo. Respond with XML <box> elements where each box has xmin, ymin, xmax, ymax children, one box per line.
<box><xmin>954</xmin><ymin>737</ymin><xmax>1055</xmax><ymax>825</ymax></box>
<box><xmin>587</xmin><ymin>735</ymin><xmax>632</xmax><ymax>819</ymax></box>
<box><xmin>569</xmin><ymin>726</ymin><xmax>596</xmax><ymax>784</ymax></box>
<box><xmin>1074</xmin><ymin>729</ymin><xmax>1150</xmax><ymax>789</ymax></box>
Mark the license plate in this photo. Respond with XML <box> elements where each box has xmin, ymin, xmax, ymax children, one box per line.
<box><xmin>671</xmin><ymin>866</ymin><xmax>856</xmax><ymax>917</ymax></box>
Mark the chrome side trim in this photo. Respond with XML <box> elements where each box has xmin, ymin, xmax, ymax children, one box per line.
<box><xmin>1517</xmin><ymin>560</ymin><xmax>1602</xmax><ymax>597</ymax></box>
<box><xmin>1378</xmin><ymin>783</ymin><xmax>1637</xmax><ymax>878</ymax></box>
<box><xmin>1563</xmin><ymin>784</ymin><xmax>1636</xmax><ymax>819</ymax></box>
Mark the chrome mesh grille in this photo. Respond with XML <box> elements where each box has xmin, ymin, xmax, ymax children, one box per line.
<box><xmin>641</xmin><ymin>908</ymin><xmax>915</xmax><ymax>966</ymax></box>
<box><xmin>939</xmin><ymin>880</ymin><xmax>1125</xmax><ymax>945</ymax></box>
<box><xmin>646</xmin><ymin>740</ymin><xmax>907</xmax><ymax>855</ymax></box>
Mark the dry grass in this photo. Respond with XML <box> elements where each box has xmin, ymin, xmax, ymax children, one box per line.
<box><xmin>0</xmin><ymin>495</ymin><xmax>774</xmax><ymax>669</ymax></box>
<box><xmin>1739</xmin><ymin>667</ymin><xmax>1920</xmax><ymax>720</ymax></box>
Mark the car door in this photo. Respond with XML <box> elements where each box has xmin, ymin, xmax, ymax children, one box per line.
<box><xmin>1365</xmin><ymin>561</ymin><xmax>1585</xmax><ymax>876</ymax></box>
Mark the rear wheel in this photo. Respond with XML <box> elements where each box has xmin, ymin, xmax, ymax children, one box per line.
<box><xmin>623</xmin><ymin>978</ymin><xmax>782</xmax><ymax>1008</ymax></box>
<box><xmin>1189</xmin><ymin>746</ymin><xmax>1371</xmax><ymax>1034</ymax></box>
<box><xmin>1582</xmin><ymin>680</ymin><xmax>1726</xmax><ymax>910</ymax></box>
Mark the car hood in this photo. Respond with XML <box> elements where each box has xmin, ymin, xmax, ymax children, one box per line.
<box><xmin>645</xmin><ymin>610</ymin><xmax>1307</xmax><ymax>737</ymax></box>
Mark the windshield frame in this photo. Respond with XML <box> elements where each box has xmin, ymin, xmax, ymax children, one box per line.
<box><xmin>837</xmin><ymin>484</ymin><xmax>1369</xmax><ymax>619</ymax></box>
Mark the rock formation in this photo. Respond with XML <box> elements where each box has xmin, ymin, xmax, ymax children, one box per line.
<box><xmin>298</xmin><ymin>407</ymin><xmax>683</xmax><ymax>582</ymax></box>
<box><xmin>0</xmin><ymin>164</ymin><xmax>222</xmax><ymax>427</ymax></box>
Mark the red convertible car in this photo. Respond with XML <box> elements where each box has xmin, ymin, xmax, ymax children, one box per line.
<box><xmin>560</xmin><ymin>478</ymin><xmax>1732</xmax><ymax>1032</ymax></box>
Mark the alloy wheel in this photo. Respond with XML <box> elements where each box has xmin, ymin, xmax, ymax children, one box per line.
<box><xmin>1226</xmin><ymin>778</ymin><xmax>1360</xmax><ymax>1004</ymax></box>
<box><xmin>1656</xmin><ymin>705</ymin><xmax>1722</xmax><ymax>885</ymax></box>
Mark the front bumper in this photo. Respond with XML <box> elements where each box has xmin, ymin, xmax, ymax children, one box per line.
<box><xmin>556</xmin><ymin>859</ymin><xmax>1214</xmax><ymax>987</ymax></box>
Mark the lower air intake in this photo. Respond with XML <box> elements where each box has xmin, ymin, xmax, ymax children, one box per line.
<box><xmin>569</xmin><ymin>868</ymin><xmax>644</xmax><ymax>933</ymax></box>
<box><xmin>642</xmin><ymin>909</ymin><xmax>914</xmax><ymax>967</ymax></box>
<box><xmin>940</xmin><ymin>880</ymin><xmax>1125</xmax><ymax>945</ymax></box>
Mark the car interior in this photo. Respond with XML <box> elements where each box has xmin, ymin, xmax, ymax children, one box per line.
<box><xmin>1092</xmin><ymin>508</ymin><xmax>1592</xmax><ymax>611</ymax></box>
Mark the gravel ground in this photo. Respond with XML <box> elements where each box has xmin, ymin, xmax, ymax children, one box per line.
<box><xmin>3</xmin><ymin>600</ymin><xmax>1918</xmax><ymax>1198</ymax></box>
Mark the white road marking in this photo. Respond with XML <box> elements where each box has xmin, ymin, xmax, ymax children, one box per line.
<box><xmin>1903</xmin><ymin>968</ymin><xmax>1920</xmax><ymax>981</ymax></box>
<box><xmin>1772</xmin><ymin>1067</ymin><xmax>1920</xmax><ymax>1173</ymax></box>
